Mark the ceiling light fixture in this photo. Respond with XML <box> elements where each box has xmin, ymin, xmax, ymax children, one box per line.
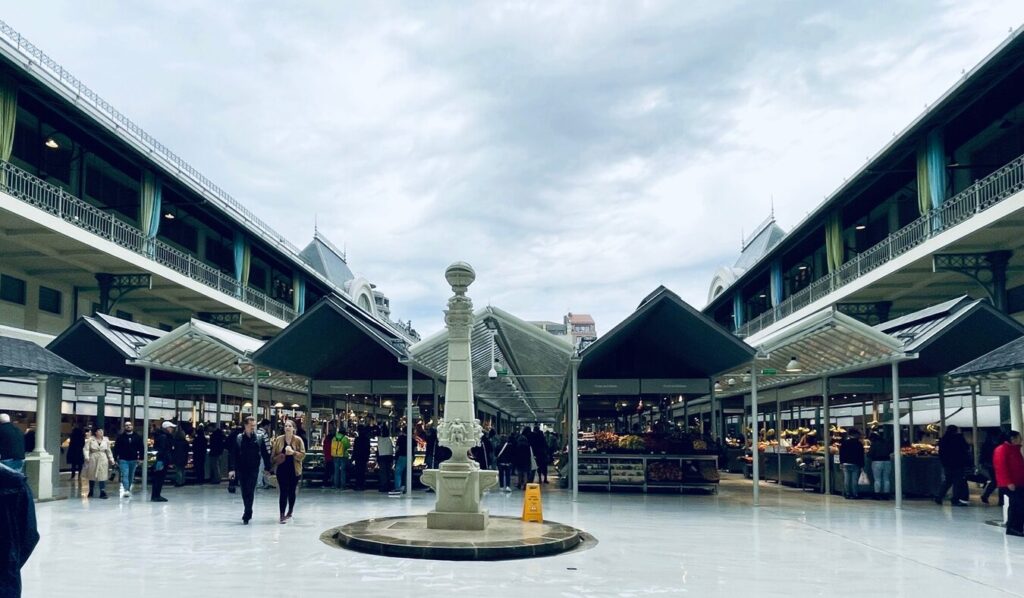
<box><xmin>44</xmin><ymin>137</ymin><xmax>59</xmax><ymax>149</ymax></box>
<box><xmin>786</xmin><ymin>356</ymin><xmax>803</xmax><ymax>373</ymax></box>
<box><xmin>855</xmin><ymin>223</ymin><xmax>866</xmax><ymax>231</ymax></box>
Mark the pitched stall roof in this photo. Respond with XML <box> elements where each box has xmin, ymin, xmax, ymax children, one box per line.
<box><xmin>580</xmin><ymin>286</ymin><xmax>755</xmax><ymax>380</ymax></box>
<box><xmin>716</xmin><ymin>309</ymin><xmax>908</xmax><ymax>397</ymax></box>
<box><xmin>47</xmin><ymin>314</ymin><xmax>165</xmax><ymax>380</ymax></box>
<box><xmin>132</xmin><ymin>319</ymin><xmax>306</xmax><ymax>391</ymax></box>
<box><xmin>411</xmin><ymin>306</ymin><xmax>574</xmax><ymax>420</ymax></box>
<box><xmin>253</xmin><ymin>296</ymin><xmax>438</xmax><ymax>381</ymax></box>
<box><xmin>949</xmin><ymin>335</ymin><xmax>1024</xmax><ymax>380</ymax></box>
<box><xmin>0</xmin><ymin>336</ymin><xmax>91</xmax><ymax>379</ymax></box>
<box><xmin>869</xmin><ymin>296</ymin><xmax>1024</xmax><ymax>378</ymax></box>
<box><xmin>300</xmin><ymin>233</ymin><xmax>355</xmax><ymax>287</ymax></box>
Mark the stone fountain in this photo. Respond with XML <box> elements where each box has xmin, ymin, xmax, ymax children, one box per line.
<box><xmin>323</xmin><ymin>262</ymin><xmax>588</xmax><ymax>560</ymax></box>
<box><xmin>419</xmin><ymin>262</ymin><xmax>499</xmax><ymax>530</ymax></box>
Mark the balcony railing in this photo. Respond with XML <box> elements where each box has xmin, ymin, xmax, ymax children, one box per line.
<box><xmin>737</xmin><ymin>151</ymin><xmax>1024</xmax><ymax>338</ymax></box>
<box><xmin>0</xmin><ymin>19</ymin><xmax>301</xmax><ymax>260</ymax></box>
<box><xmin>0</xmin><ymin>160</ymin><xmax>297</xmax><ymax>324</ymax></box>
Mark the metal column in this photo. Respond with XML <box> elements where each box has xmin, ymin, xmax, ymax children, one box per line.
<box><xmin>142</xmin><ymin>367</ymin><xmax>150</xmax><ymax>499</ymax></box>
<box><xmin>571</xmin><ymin>358</ymin><xmax>580</xmax><ymax>502</ymax></box>
<box><xmin>215</xmin><ymin>379</ymin><xmax>223</xmax><ymax>426</ymax></box>
<box><xmin>751</xmin><ymin>366</ymin><xmax>759</xmax><ymax>506</ymax></box>
<box><xmin>709</xmin><ymin>379</ymin><xmax>718</xmax><ymax>440</ymax></box>
<box><xmin>938</xmin><ymin>377</ymin><xmax>946</xmax><ymax>436</ymax></box>
<box><xmin>971</xmin><ymin>384</ymin><xmax>979</xmax><ymax>470</ymax></box>
<box><xmin>892</xmin><ymin>362</ymin><xmax>903</xmax><ymax>509</ymax></box>
<box><xmin>252</xmin><ymin>370</ymin><xmax>260</xmax><ymax>423</ymax></box>
<box><xmin>406</xmin><ymin>364</ymin><xmax>414</xmax><ymax>498</ymax></box>
<box><xmin>908</xmin><ymin>397</ymin><xmax>914</xmax><ymax>443</ymax></box>
<box><xmin>822</xmin><ymin>377</ymin><xmax>830</xmax><ymax>496</ymax></box>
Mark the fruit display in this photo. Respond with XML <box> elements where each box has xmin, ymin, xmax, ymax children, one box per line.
<box><xmin>902</xmin><ymin>443</ymin><xmax>938</xmax><ymax>457</ymax></box>
<box><xmin>647</xmin><ymin>460</ymin><xmax>683</xmax><ymax>482</ymax></box>
<box><xmin>618</xmin><ymin>435</ymin><xmax>646</xmax><ymax>451</ymax></box>
<box><xmin>594</xmin><ymin>431</ymin><xmax>619</xmax><ymax>452</ymax></box>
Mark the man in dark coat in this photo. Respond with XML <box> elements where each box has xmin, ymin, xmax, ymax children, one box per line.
<box><xmin>0</xmin><ymin>463</ymin><xmax>39</xmax><ymax>598</ymax></box>
<box><xmin>113</xmin><ymin>421</ymin><xmax>144</xmax><ymax>498</ymax></box>
<box><xmin>208</xmin><ymin>423</ymin><xmax>225</xmax><ymax>484</ymax></box>
<box><xmin>171</xmin><ymin>425</ymin><xmax>189</xmax><ymax>487</ymax></box>
<box><xmin>228</xmin><ymin>416</ymin><xmax>271</xmax><ymax>524</ymax></box>
<box><xmin>352</xmin><ymin>422</ymin><xmax>373</xmax><ymax>491</ymax></box>
<box><xmin>0</xmin><ymin>414</ymin><xmax>26</xmax><ymax>473</ymax></box>
<box><xmin>530</xmin><ymin>425</ymin><xmax>548</xmax><ymax>484</ymax></box>
<box><xmin>936</xmin><ymin>425</ymin><xmax>972</xmax><ymax>506</ymax></box>
<box><xmin>151</xmin><ymin>421</ymin><xmax>175</xmax><ymax>502</ymax></box>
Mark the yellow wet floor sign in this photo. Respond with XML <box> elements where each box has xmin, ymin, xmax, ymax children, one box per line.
<box><xmin>522</xmin><ymin>483</ymin><xmax>543</xmax><ymax>522</ymax></box>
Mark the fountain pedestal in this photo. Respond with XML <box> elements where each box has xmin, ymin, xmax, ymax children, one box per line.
<box><xmin>420</xmin><ymin>262</ymin><xmax>499</xmax><ymax>530</ymax></box>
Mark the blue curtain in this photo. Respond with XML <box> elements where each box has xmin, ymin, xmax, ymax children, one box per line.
<box><xmin>293</xmin><ymin>276</ymin><xmax>306</xmax><ymax>313</ymax></box>
<box><xmin>733</xmin><ymin>293</ymin><xmax>744</xmax><ymax>330</ymax></box>
<box><xmin>770</xmin><ymin>261</ymin><xmax>783</xmax><ymax>306</ymax></box>
<box><xmin>925</xmin><ymin>129</ymin><xmax>946</xmax><ymax>211</ymax></box>
<box><xmin>233</xmin><ymin>231</ymin><xmax>245</xmax><ymax>282</ymax></box>
<box><xmin>148</xmin><ymin>176</ymin><xmax>162</xmax><ymax>239</ymax></box>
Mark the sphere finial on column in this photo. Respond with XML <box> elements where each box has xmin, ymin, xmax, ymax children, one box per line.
<box><xmin>445</xmin><ymin>262</ymin><xmax>475</xmax><ymax>295</ymax></box>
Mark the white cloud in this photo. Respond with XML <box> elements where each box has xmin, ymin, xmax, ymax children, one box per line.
<box><xmin>2</xmin><ymin>1</ymin><xmax>1023</xmax><ymax>336</ymax></box>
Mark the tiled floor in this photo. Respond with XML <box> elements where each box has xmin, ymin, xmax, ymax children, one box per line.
<box><xmin>22</xmin><ymin>475</ymin><xmax>1023</xmax><ymax>597</ymax></box>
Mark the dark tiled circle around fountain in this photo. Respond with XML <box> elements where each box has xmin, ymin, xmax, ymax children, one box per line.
<box><xmin>321</xmin><ymin>515</ymin><xmax>592</xmax><ymax>561</ymax></box>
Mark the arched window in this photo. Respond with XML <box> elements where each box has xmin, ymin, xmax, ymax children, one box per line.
<box><xmin>358</xmin><ymin>294</ymin><xmax>372</xmax><ymax>312</ymax></box>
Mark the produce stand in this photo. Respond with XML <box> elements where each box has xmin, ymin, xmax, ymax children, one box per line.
<box><xmin>578</xmin><ymin>453</ymin><xmax>719</xmax><ymax>494</ymax></box>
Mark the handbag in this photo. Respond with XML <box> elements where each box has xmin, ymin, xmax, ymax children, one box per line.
<box><xmin>858</xmin><ymin>470</ymin><xmax>870</xmax><ymax>486</ymax></box>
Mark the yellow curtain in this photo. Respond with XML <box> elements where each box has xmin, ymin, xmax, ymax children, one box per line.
<box><xmin>0</xmin><ymin>73</ymin><xmax>18</xmax><ymax>162</ymax></box>
<box><xmin>825</xmin><ymin>212</ymin><xmax>844</xmax><ymax>273</ymax></box>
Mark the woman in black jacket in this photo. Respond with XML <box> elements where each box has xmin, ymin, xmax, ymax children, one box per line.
<box><xmin>67</xmin><ymin>426</ymin><xmax>85</xmax><ymax>479</ymax></box>
<box><xmin>496</xmin><ymin>433</ymin><xmax>516</xmax><ymax>492</ymax></box>
<box><xmin>192</xmin><ymin>425</ymin><xmax>207</xmax><ymax>486</ymax></box>
<box><xmin>514</xmin><ymin>428</ymin><xmax>534</xmax><ymax>489</ymax></box>
<box><xmin>867</xmin><ymin>430</ymin><xmax>893</xmax><ymax>500</ymax></box>
<box><xmin>936</xmin><ymin>425</ymin><xmax>971</xmax><ymax>506</ymax></box>
<box><xmin>838</xmin><ymin>429</ymin><xmax>865</xmax><ymax>499</ymax></box>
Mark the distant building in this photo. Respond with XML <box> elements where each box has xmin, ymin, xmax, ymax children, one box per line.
<box><xmin>531</xmin><ymin>320</ymin><xmax>567</xmax><ymax>337</ymax></box>
<box><xmin>565</xmin><ymin>313</ymin><xmax>597</xmax><ymax>348</ymax></box>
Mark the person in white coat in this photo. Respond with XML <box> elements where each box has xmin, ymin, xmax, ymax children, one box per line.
<box><xmin>84</xmin><ymin>428</ymin><xmax>115</xmax><ymax>499</ymax></box>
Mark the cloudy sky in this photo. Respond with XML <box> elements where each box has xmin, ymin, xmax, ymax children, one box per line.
<box><xmin>4</xmin><ymin>2</ymin><xmax>1023</xmax><ymax>336</ymax></box>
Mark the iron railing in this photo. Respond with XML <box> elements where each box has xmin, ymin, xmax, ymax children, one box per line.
<box><xmin>0</xmin><ymin>19</ymin><xmax>301</xmax><ymax>260</ymax></box>
<box><xmin>738</xmin><ymin>152</ymin><xmax>1024</xmax><ymax>338</ymax></box>
<box><xmin>0</xmin><ymin>160</ymin><xmax>297</xmax><ymax>323</ymax></box>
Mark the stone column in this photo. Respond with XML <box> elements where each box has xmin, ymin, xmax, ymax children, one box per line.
<box><xmin>420</xmin><ymin>263</ymin><xmax>498</xmax><ymax>530</ymax></box>
<box><xmin>1009</xmin><ymin>372</ymin><xmax>1023</xmax><ymax>435</ymax></box>
<box><xmin>24</xmin><ymin>375</ymin><xmax>58</xmax><ymax>500</ymax></box>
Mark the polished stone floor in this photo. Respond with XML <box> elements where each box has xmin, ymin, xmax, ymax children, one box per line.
<box><xmin>23</xmin><ymin>476</ymin><xmax>1024</xmax><ymax>597</ymax></box>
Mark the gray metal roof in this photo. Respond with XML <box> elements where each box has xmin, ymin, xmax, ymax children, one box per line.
<box><xmin>410</xmin><ymin>306</ymin><xmax>574</xmax><ymax>421</ymax></box>
<box><xmin>734</xmin><ymin>219</ymin><xmax>786</xmax><ymax>271</ymax></box>
<box><xmin>950</xmin><ymin>336</ymin><xmax>1024</xmax><ymax>379</ymax></box>
<box><xmin>300</xmin><ymin>233</ymin><xmax>355</xmax><ymax>288</ymax></box>
<box><xmin>0</xmin><ymin>336</ymin><xmax>91</xmax><ymax>379</ymax></box>
<box><xmin>132</xmin><ymin>319</ymin><xmax>306</xmax><ymax>391</ymax></box>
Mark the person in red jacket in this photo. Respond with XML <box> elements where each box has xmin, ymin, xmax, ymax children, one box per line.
<box><xmin>993</xmin><ymin>430</ymin><xmax>1024</xmax><ymax>537</ymax></box>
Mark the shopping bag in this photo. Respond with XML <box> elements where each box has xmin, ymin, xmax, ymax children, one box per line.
<box><xmin>858</xmin><ymin>470</ymin><xmax>870</xmax><ymax>486</ymax></box>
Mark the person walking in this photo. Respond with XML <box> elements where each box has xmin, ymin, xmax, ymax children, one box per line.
<box><xmin>83</xmin><ymin>428</ymin><xmax>115</xmax><ymax>499</ymax></box>
<box><xmin>530</xmin><ymin>425</ymin><xmax>549</xmax><ymax>484</ymax></box>
<box><xmin>394</xmin><ymin>428</ymin><xmax>408</xmax><ymax>495</ymax></box>
<box><xmin>330</xmin><ymin>426</ymin><xmax>350</xmax><ymax>490</ymax></box>
<box><xmin>936</xmin><ymin>425</ymin><xmax>971</xmax><ymax>506</ymax></box>
<box><xmin>228</xmin><ymin>416</ymin><xmax>271</xmax><ymax>524</ymax></box>
<box><xmin>514</xmin><ymin>428</ymin><xmax>534</xmax><ymax>489</ymax></box>
<box><xmin>377</xmin><ymin>423</ymin><xmax>395</xmax><ymax>493</ymax></box>
<box><xmin>839</xmin><ymin>429</ymin><xmax>864</xmax><ymax>500</ymax></box>
<box><xmin>496</xmin><ymin>433</ymin><xmax>515</xmax><ymax>492</ymax></box>
<box><xmin>867</xmin><ymin>429</ymin><xmax>893</xmax><ymax>500</ymax></box>
<box><xmin>0</xmin><ymin>462</ymin><xmax>39</xmax><ymax>598</ymax></box>
<box><xmin>271</xmin><ymin>420</ymin><xmax>305</xmax><ymax>524</ymax></box>
<box><xmin>425</xmin><ymin>425</ymin><xmax>438</xmax><ymax>469</ymax></box>
<box><xmin>68</xmin><ymin>425</ymin><xmax>86</xmax><ymax>480</ymax></box>
<box><xmin>994</xmin><ymin>430</ymin><xmax>1024</xmax><ymax>537</ymax></box>
<box><xmin>150</xmin><ymin>421</ymin><xmax>175</xmax><ymax>502</ymax></box>
<box><xmin>192</xmin><ymin>424</ymin><xmax>208</xmax><ymax>486</ymax></box>
<box><xmin>208</xmin><ymin>423</ymin><xmax>225</xmax><ymax>484</ymax></box>
<box><xmin>114</xmin><ymin>421</ymin><xmax>144</xmax><ymax>498</ymax></box>
<box><xmin>353</xmin><ymin>421</ymin><xmax>372</xmax><ymax>491</ymax></box>
<box><xmin>981</xmin><ymin>430</ymin><xmax>1004</xmax><ymax>505</ymax></box>
<box><xmin>0</xmin><ymin>414</ymin><xmax>26</xmax><ymax>473</ymax></box>
<box><xmin>171</xmin><ymin>424</ymin><xmax>189</xmax><ymax>487</ymax></box>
